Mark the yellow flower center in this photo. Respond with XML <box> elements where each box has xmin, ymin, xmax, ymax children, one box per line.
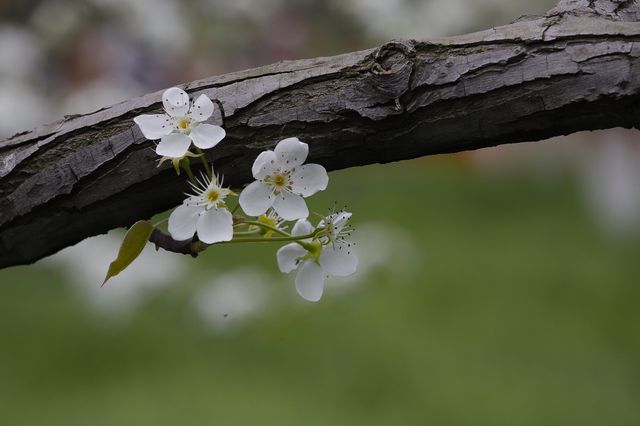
<box><xmin>178</xmin><ymin>118</ymin><xmax>191</xmax><ymax>130</ymax></box>
<box><xmin>273</xmin><ymin>174</ymin><xmax>287</xmax><ymax>187</ymax></box>
<box><xmin>258</xmin><ymin>214</ymin><xmax>277</xmax><ymax>228</ymax></box>
<box><xmin>207</xmin><ymin>190</ymin><xmax>219</xmax><ymax>203</ymax></box>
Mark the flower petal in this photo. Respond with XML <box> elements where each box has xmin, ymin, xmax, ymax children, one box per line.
<box><xmin>252</xmin><ymin>150</ymin><xmax>277</xmax><ymax>179</ymax></box>
<box><xmin>319</xmin><ymin>244</ymin><xmax>358</xmax><ymax>277</ymax></box>
<box><xmin>190</xmin><ymin>124</ymin><xmax>225</xmax><ymax>149</ymax></box>
<box><xmin>162</xmin><ymin>87</ymin><xmax>190</xmax><ymax>117</ymax></box>
<box><xmin>295</xmin><ymin>260</ymin><xmax>325</xmax><ymax>302</ymax></box>
<box><xmin>273</xmin><ymin>191</ymin><xmax>308</xmax><ymax>221</ymax></box>
<box><xmin>133</xmin><ymin>114</ymin><xmax>173</xmax><ymax>140</ymax></box>
<box><xmin>156</xmin><ymin>133</ymin><xmax>192</xmax><ymax>158</ymax></box>
<box><xmin>168</xmin><ymin>204</ymin><xmax>201</xmax><ymax>241</ymax></box>
<box><xmin>290</xmin><ymin>164</ymin><xmax>329</xmax><ymax>197</ymax></box>
<box><xmin>239</xmin><ymin>181</ymin><xmax>274</xmax><ymax>217</ymax></box>
<box><xmin>321</xmin><ymin>211</ymin><xmax>352</xmax><ymax>235</ymax></box>
<box><xmin>276</xmin><ymin>243</ymin><xmax>307</xmax><ymax>273</ymax></box>
<box><xmin>196</xmin><ymin>208</ymin><xmax>233</xmax><ymax>244</ymax></box>
<box><xmin>292</xmin><ymin>219</ymin><xmax>313</xmax><ymax>237</ymax></box>
<box><xmin>189</xmin><ymin>94</ymin><xmax>214</xmax><ymax>122</ymax></box>
<box><xmin>274</xmin><ymin>137</ymin><xmax>308</xmax><ymax>170</ymax></box>
<box><xmin>332</xmin><ymin>211</ymin><xmax>352</xmax><ymax>230</ymax></box>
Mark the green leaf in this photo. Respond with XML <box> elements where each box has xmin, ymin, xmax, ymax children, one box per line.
<box><xmin>102</xmin><ymin>220</ymin><xmax>154</xmax><ymax>287</ymax></box>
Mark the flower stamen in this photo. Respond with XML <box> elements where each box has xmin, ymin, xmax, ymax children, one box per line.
<box><xmin>177</xmin><ymin>117</ymin><xmax>191</xmax><ymax>130</ymax></box>
<box><xmin>273</xmin><ymin>173</ymin><xmax>287</xmax><ymax>187</ymax></box>
<box><xmin>207</xmin><ymin>190</ymin><xmax>220</xmax><ymax>203</ymax></box>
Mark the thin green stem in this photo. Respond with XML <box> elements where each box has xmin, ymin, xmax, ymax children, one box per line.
<box><xmin>220</xmin><ymin>232</ymin><xmax>317</xmax><ymax>244</ymax></box>
<box><xmin>193</xmin><ymin>231</ymin><xmax>318</xmax><ymax>252</ymax></box>
<box><xmin>181</xmin><ymin>159</ymin><xmax>197</xmax><ymax>186</ymax></box>
<box><xmin>194</xmin><ymin>147</ymin><xmax>213</xmax><ymax>179</ymax></box>
<box><xmin>192</xmin><ymin>219</ymin><xmax>327</xmax><ymax>253</ymax></box>
<box><xmin>239</xmin><ymin>220</ymin><xmax>290</xmax><ymax>237</ymax></box>
<box><xmin>232</xmin><ymin>230</ymin><xmax>262</xmax><ymax>237</ymax></box>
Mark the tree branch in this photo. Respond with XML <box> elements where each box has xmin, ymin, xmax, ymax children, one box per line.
<box><xmin>149</xmin><ymin>229</ymin><xmax>200</xmax><ymax>258</ymax></box>
<box><xmin>1</xmin><ymin>0</ymin><xmax>639</xmax><ymax>268</ymax></box>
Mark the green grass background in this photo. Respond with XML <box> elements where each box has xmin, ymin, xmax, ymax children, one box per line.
<box><xmin>1</xmin><ymin>156</ymin><xmax>639</xmax><ymax>425</ymax></box>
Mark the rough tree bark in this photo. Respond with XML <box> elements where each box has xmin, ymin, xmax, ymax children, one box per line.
<box><xmin>1</xmin><ymin>0</ymin><xmax>639</xmax><ymax>269</ymax></box>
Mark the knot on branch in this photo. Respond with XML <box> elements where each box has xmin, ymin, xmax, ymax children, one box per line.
<box><xmin>363</xmin><ymin>39</ymin><xmax>417</xmax><ymax>115</ymax></box>
<box><xmin>372</xmin><ymin>39</ymin><xmax>416</xmax><ymax>75</ymax></box>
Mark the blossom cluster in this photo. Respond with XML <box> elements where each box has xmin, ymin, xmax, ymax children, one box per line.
<box><xmin>129</xmin><ymin>87</ymin><xmax>357</xmax><ymax>301</ymax></box>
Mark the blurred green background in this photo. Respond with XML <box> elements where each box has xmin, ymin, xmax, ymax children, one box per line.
<box><xmin>2</xmin><ymin>1</ymin><xmax>640</xmax><ymax>425</ymax></box>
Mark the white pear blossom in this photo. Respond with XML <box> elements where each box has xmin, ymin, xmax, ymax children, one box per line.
<box><xmin>134</xmin><ymin>87</ymin><xmax>225</xmax><ymax>159</ymax></box>
<box><xmin>318</xmin><ymin>209</ymin><xmax>354</xmax><ymax>247</ymax></box>
<box><xmin>276</xmin><ymin>214</ymin><xmax>358</xmax><ymax>302</ymax></box>
<box><xmin>168</xmin><ymin>172</ymin><xmax>234</xmax><ymax>244</ymax></box>
<box><xmin>239</xmin><ymin>137</ymin><xmax>329</xmax><ymax>221</ymax></box>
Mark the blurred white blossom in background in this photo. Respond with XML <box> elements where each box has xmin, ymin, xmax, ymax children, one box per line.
<box><xmin>203</xmin><ymin>0</ymin><xmax>287</xmax><ymax>22</ymax></box>
<box><xmin>89</xmin><ymin>0</ymin><xmax>191</xmax><ymax>52</ymax></box>
<box><xmin>46</xmin><ymin>231</ymin><xmax>187</xmax><ymax>318</ymax></box>
<box><xmin>327</xmin><ymin>222</ymin><xmax>419</xmax><ymax>295</ymax></box>
<box><xmin>335</xmin><ymin>0</ymin><xmax>556</xmax><ymax>39</ymax></box>
<box><xmin>578</xmin><ymin>131</ymin><xmax>640</xmax><ymax>238</ymax></box>
<box><xmin>471</xmin><ymin>130</ymin><xmax>640</xmax><ymax>237</ymax></box>
<box><xmin>0</xmin><ymin>25</ymin><xmax>43</xmax><ymax>78</ymax></box>
<box><xmin>62</xmin><ymin>81</ymin><xmax>143</xmax><ymax>117</ymax></box>
<box><xmin>0</xmin><ymin>25</ymin><xmax>51</xmax><ymax>137</ymax></box>
<box><xmin>0</xmin><ymin>80</ymin><xmax>51</xmax><ymax>138</ymax></box>
<box><xmin>193</xmin><ymin>267</ymin><xmax>272</xmax><ymax>332</ymax></box>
